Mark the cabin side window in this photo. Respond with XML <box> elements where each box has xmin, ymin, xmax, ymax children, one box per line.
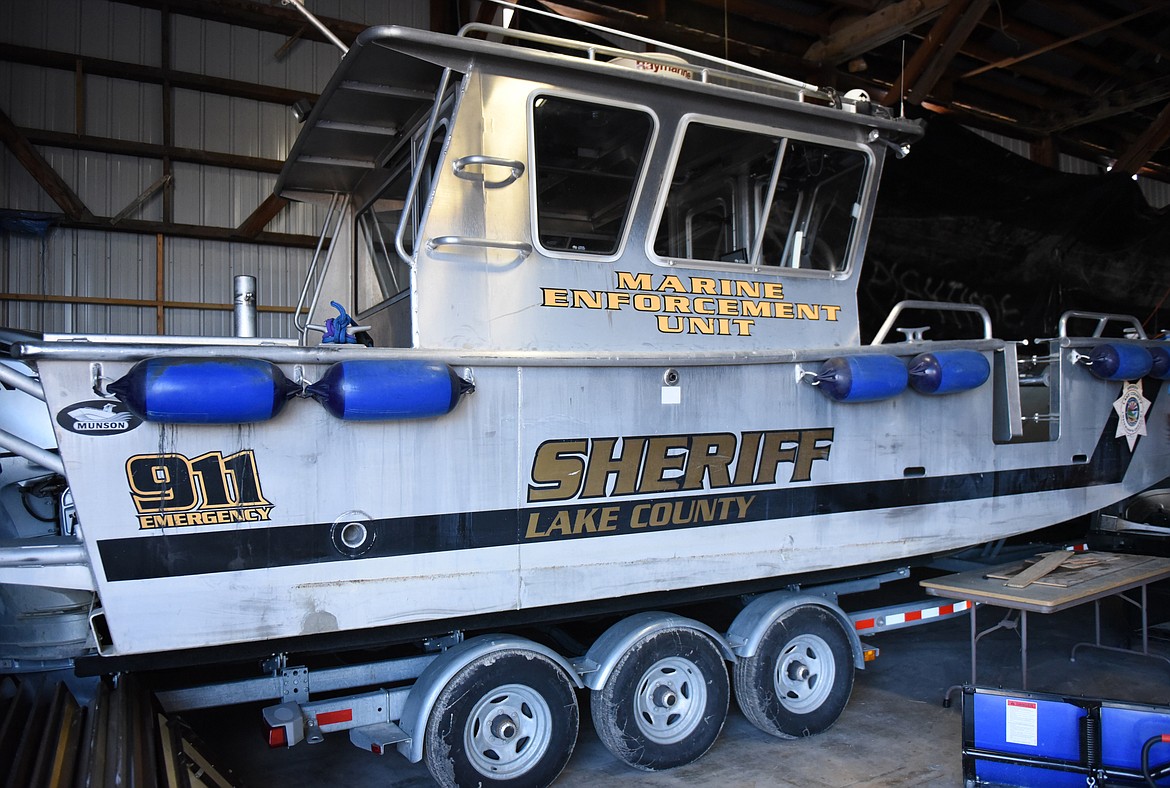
<box><xmin>653</xmin><ymin>122</ymin><xmax>868</xmax><ymax>272</ymax></box>
<box><xmin>356</xmin><ymin>121</ymin><xmax>448</xmax><ymax>313</ymax></box>
<box><xmin>532</xmin><ymin>95</ymin><xmax>654</xmax><ymax>255</ymax></box>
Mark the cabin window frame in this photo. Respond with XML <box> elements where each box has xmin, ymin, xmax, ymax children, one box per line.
<box><xmin>354</xmin><ymin>112</ymin><xmax>453</xmax><ymax>316</ymax></box>
<box><xmin>527</xmin><ymin>90</ymin><xmax>659</xmax><ymax>262</ymax></box>
<box><xmin>647</xmin><ymin>113</ymin><xmax>875</xmax><ymax>278</ymax></box>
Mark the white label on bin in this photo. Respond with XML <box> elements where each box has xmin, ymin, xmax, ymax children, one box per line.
<box><xmin>1005</xmin><ymin>699</ymin><xmax>1038</xmax><ymax>746</ymax></box>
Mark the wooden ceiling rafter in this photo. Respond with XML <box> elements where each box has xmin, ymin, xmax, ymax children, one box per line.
<box><xmin>9</xmin><ymin>0</ymin><xmax>1170</xmax><ymax>190</ymax></box>
<box><xmin>863</xmin><ymin>34</ymin><xmax>1104</xmax><ymax>110</ymax></box>
<box><xmin>538</xmin><ymin>0</ymin><xmax>653</xmax><ymax>29</ymax></box>
<box><xmin>878</xmin><ymin>0</ymin><xmax>989</xmax><ymax>108</ymax></box>
<box><xmin>236</xmin><ymin>193</ymin><xmax>290</xmax><ymax>238</ymax></box>
<box><xmin>111</xmin><ymin>0</ymin><xmax>364</xmax><ymax>48</ymax></box>
<box><xmin>531</xmin><ymin>0</ymin><xmax>1170</xmax><ymax>174</ymax></box>
<box><xmin>1038</xmin><ymin>73</ymin><xmax>1170</xmax><ymax>134</ymax></box>
<box><xmin>0</xmin><ymin>106</ymin><xmax>93</xmax><ymax>222</ymax></box>
<box><xmin>1036</xmin><ymin>0</ymin><xmax>1170</xmax><ymax>65</ymax></box>
<box><xmin>803</xmin><ymin>0</ymin><xmax>949</xmax><ymax>66</ymax></box>
<box><xmin>862</xmin><ymin>9</ymin><xmax>1129</xmax><ymax>102</ymax></box>
<box><xmin>1114</xmin><ymin>99</ymin><xmax>1170</xmax><ymax>175</ymax></box>
<box><xmin>537</xmin><ymin>0</ymin><xmax>813</xmax><ymax>72</ymax></box>
<box><xmin>949</xmin><ymin>37</ymin><xmax>1100</xmax><ymax>98</ymax></box>
<box><xmin>907</xmin><ymin>0</ymin><xmax>993</xmax><ymax>102</ymax></box>
<box><xmin>653</xmin><ymin>0</ymin><xmax>831</xmax><ymax>37</ymax></box>
<box><xmin>1</xmin><ymin>44</ymin><xmax>319</xmax><ymax>107</ymax></box>
<box><xmin>962</xmin><ymin>6</ymin><xmax>1156</xmax><ymax>81</ymax></box>
<box><xmin>968</xmin><ymin>6</ymin><xmax>1137</xmax><ymax>81</ymax></box>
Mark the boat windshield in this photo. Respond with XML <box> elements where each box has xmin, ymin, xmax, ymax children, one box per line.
<box><xmin>653</xmin><ymin>121</ymin><xmax>869</xmax><ymax>273</ymax></box>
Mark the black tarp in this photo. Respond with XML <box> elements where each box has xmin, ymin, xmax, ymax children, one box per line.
<box><xmin>861</xmin><ymin>118</ymin><xmax>1170</xmax><ymax>342</ymax></box>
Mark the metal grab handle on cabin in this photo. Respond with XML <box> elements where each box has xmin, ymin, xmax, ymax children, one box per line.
<box><xmin>1057</xmin><ymin>310</ymin><xmax>1146</xmax><ymax>340</ymax></box>
<box><xmin>426</xmin><ymin>236</ymin><xmax>534</xmax><ymax>262</ymax></box>
<box><xmin>452</xmin><ymin>155</ymin><xmax>525</xmax><ymax>188</ymax></box>
<box><xmin>870</xmin><ymin>300</ymin><xmax>993</xmax><ymax>345</ymax></box>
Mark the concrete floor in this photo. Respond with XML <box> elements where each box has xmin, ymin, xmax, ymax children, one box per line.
<box><xmin>179</xmin><ymin>587</ymin><xmax>1170</xmax><ymax>787</ymax></box>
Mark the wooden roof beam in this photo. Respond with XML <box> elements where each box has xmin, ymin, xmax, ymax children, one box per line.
<box><xmin>1037</xmin><ymin>74</ymin><xmax>1170</xmax><ymax>134</ymax></box>
<box><xmin>0</xmin><ymin>44</ymin><xmax>318</xmax><ymax>108</ymax></box>
<box><xmin>957</xmin><ymin>39</ymin><xmax>1101</xmax><ymax>98</ymax></box>
<box><xmin>963</xmin><ymin>6</ymin><xmax>1159</xmax><ymax>80</ymax></box>
<box><xmin>803</xmin><ymin>0</ymin><xmax>949</xmax><ymax>65</ymax></box>
<box><xmin>879</xmin><ymin>0</ymin><xmax>991</xmax><ymax>108</ymax></box>
<box><xmin>864</xmin><ymin>36</ymin><xmax>1100</xmax><ymax>101</ymax></box>
<box><xmin>1113</xmin><ymin>100</ymin><xmax>1170</xmax><ymax>175</ymax></box>
<box><xmin>23</xmin><ymin>128</ymin><xmax>285</xmax><ymax>174</ymax></box>
<box><xmin>537</xmin><ymin>1</ymin><xmax>650</xmax><ymax>29</ymax></box>
<box><xmin>964</xmin><ymin>10</ymin><xmax>1137</xmax><ymax>81</ymax></box>
<box><xmin>1033</xmin><ymin>0</ymin><xmax>1170</xmax><ymax>64</ymax></box>
<box><xmin>540</xmin><ymin>0</ymin><xmax>820</xmax><ymax>53</ymax></box>
<box><xmin>683</xmin><ymin>0</ymin><xmax>829</xmax><ymax>36</ymax></box>
<box><xmin>110</xmin><ymin>0</ymin><xmax>363</xmax><ymax>48</ymax></box>
<box><xmin>236</xmin><ymin>193</ymin><xmax>290</xmax><ymax>238</ymax></box>
<box><xmin>546</xmin><ymin>0</ymin><xmax>829</xmax><ymax>38</ymax></box>
<box><xmin>907</xmin><ymin>0</ymin><xmax>992</xmax><ymax>102</ymax></box>
<box><xmin>529</xmin><ymin>1</ymin><xmax>815</xmax><ymax>71</ymax></box>
<box><xmin>0</xmin><ymin>106</ymin><xmax>92</xmax><ymax>222</ymax></box>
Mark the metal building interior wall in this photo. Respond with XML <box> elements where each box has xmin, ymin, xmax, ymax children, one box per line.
<box><xmin>5</xmin><ymin>1</ymin><xmax>1170</xmax><ymax>341</ymax></box>
<box><xmin>0</xmin><ymin>0</ymin><xmax>427</xmax><ymax>339</ymax></box>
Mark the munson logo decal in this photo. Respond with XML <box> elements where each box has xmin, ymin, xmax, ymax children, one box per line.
<box><xmin>126</xmin><ymin>450</ymin><xmax>273</xmax><ymax>529</ymax></box>
<box><xmin>524</xmin><ymin>428</ymin><xmax>832</xmax><ymax>540</ymax></box>
<box><xmin>57</xmin><ymin>400</ymin><xmax>142</xmax><ymax>436</ymax></box>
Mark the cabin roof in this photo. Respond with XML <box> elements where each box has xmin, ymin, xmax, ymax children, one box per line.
<box><xmin>276</xmin><ymin>24</ymin><xmax>925</xmax><ymax>202</ymax></box>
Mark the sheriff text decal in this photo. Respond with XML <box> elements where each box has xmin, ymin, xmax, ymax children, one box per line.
<box><xmin>524</xmin><ymin>428</ymin><xmax>832</xmax><ymax>540</ymax></box>
<box><xmin>540</xmin><ymin>271</ymin><xmax>842</xmax><ymax>337</ymax></box>
<box><xmin>126</xmin><ymin>450</ymin><xmax>273</xmax><ymax>529</ymax></box>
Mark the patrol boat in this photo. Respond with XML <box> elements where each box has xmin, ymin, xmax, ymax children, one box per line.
<box><xmin>3</xmin><ymin>6</ymin><xmax>1169</xmax><ymax>785</ymax></box>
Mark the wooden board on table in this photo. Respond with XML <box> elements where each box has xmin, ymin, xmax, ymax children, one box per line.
<box><xmin>922</xmin><ymin>552</ymin><xmax>1170</xmax><ymax>613</ymax></box>
<box><xmin>986</xmin><ymin>552</ymin><xmax>1142</xmax><ymax>588</ymax></box>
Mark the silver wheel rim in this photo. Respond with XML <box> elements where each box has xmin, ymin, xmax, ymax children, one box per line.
<box><xmin>463</xmin><ymin>683</ymin><xmax>553</xmax><ymax>778</ymax></box>
<box><xmin>634</xmin><ymin>656</ymin><xmax>708</xmax><ymax>745</ymax></box>
<box><xmin>774</xmin><ymin>633</ymin><xmax>836</xmax><ymax>714</ymax></box>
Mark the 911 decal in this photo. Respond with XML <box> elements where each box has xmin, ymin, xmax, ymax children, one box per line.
<box><xmin>126</xmin><ymin>450</ymin><xmax>273</xmax><ymax>529</ymax></box>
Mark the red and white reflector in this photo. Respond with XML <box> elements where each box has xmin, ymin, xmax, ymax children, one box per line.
<box><xmin>851</xmin><ymin>599</ymin><xmax>972</xmax><ymax>635</ymax></box>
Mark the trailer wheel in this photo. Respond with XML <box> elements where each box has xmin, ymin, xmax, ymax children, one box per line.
<box><xmin>733</xmin><ymin>605</ymin><xmax>854</xmax><ymax>739</ymax></box>
<box><xmin>423</xmin><ymin>649</ymin><xmax>579</xmax><ymax>788</ymax></box>
<box><xmin>591</xmin><ymin>628</ymin><xmax>729</xmax><ymax>771</ymax></box>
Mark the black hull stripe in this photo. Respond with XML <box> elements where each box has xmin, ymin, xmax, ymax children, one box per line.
<box><xmin>97</xmin><ymin>384</ymin><xmax>1153</xmax><ymax>582</ymax></box>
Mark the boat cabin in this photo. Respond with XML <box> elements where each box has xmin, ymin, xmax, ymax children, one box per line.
<box><xmin>277</xmin><ymin>25</ymin><xmax>924</xmax><ymax>352</ymax></box>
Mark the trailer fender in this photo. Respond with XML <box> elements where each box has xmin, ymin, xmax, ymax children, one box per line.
<box><xmin>577</xmin><ymin>611</ymin><xmax>737</xmax><ymax>691</ymax></box>
<box><xmin>396</xmin><ymin>634</ymin><xmax>583</xmax><ymax>764</ymax></box>
<box><xmin>726</xmin><ymin>592</ymin><xmax>865</xmax><ymax>670</ymax></box>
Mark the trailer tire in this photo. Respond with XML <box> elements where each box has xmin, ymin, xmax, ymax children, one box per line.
<box><xmin>733</xmin><ymin>605</ymin><xmax>854</xmax><ymax>739</ymax></box>
<box><xmin>423</xmin><ymin>649</ymin><xmax>579</xmax><ymax>788</ymax></box>
<box><xmin>591</xmin><ymin>627</ymin><xmax>729</xmax><ymax>771</ymax></box>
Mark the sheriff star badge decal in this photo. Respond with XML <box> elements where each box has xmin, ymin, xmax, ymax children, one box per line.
<box><xmin>1113</xmin><ymin>380</ymin><xmax>1151</xmax><ymax>450</ymax></box>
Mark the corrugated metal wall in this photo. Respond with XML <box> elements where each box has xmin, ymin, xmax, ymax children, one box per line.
<box><xmin>970</xmin><ymin>126</ymin><xmax>1170</xmax><ymax>208</ymax></box>
<box><xmin>0</xmin><ymin>0</ymin><xmax>427</xmax><ymax>338</ymax></box>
